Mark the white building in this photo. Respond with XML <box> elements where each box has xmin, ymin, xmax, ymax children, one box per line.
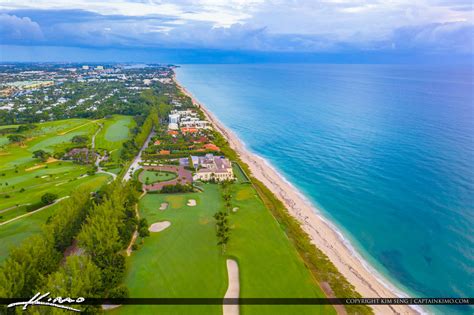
<box><xmin>82</xmin><ymin>65</ymin><xmax>90</xmax><ymax>70</ymax></box>
<box><xmin>192</xmin><ymin>154</ymin><xmax>234</xmax><ymax>182</ymax></box>
<box><xmin>169</xmin><ymin>113</ymin><xmax>180</xmax><ymax>124</ymax></box>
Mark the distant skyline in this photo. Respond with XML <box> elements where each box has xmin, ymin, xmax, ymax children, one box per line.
<box><xmin>0</xmin><ymin>0</ymin><xmax>473</xmax><ymax>63</ymax></box>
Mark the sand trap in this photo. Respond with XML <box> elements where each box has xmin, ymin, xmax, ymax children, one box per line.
<box><xmin>159</xmin><ymin>202</ymin><xmax>169</xmax><ymax>210</ymax></box>
<box><xmin>46</xmin><ymin>157</ymin><xmax>58</xmax><ymax>163</ymax></box>
<box><xmin>223</xmin><ymin>259</ymin><xmax>240</xmax><ymax>315</ymax></box>
<box><xmin>232</xmin><ymin>207</ymin><xmax>239</xmax><ymax>213</ymax></box>
<box><xmin>25</xmin><ymin>164</ymin><xmax>45</xmax><ymax>171</ymax></box>
<box><xmin>187</xmin><ymin>199</ymin><xmax>197</xmax><ymax>206</ymax></box>
<box><xmin>149</xmin><ymin>221</ymin><xmax>171</xmax><ymax>232</ymax></box>
<box><xmin>102</xmin><ymin>304</ymin><xmax>121</xmax><ymax>310</ymax></box>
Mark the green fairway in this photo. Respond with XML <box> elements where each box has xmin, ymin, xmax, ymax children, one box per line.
<box><xmin>115</xmin><ymin>183</ymin><xmax>334</xmax><ymax>315</ymax></box>
<box><xmin>0</xmin><ymin>119</ymin><xmax>112</xmax><ymax>222</ymax></box>
<box><xmin>96</xmin><ymin>115</ymin><xmax>135</xmax><ymax>151</ymax></box>
<box><xmin>0</xmin><ymin>202</ymin><xmax>60</xmax><ymax>263</ymax></box>
<box><xmin>114</xmin><ymin>187</ymin><xmax>226</xmax><ymax>315</ymax></box>
<box><xmin>140</xmin><ymin>170</ymin><xmax>177</xmax><ymax>184</ymax></box>
<box><xmin>95</xmin><ymin>115</ymin><xmax>136</xmax><ymax>167</ymax></box>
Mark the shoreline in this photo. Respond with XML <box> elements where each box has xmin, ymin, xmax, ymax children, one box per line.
<box><xmin>173</xmin><ymin>74</ymin><xmax>420</xmax><ymax>315</ymax></box>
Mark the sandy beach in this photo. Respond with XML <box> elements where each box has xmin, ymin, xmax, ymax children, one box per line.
<box><xmin>175</xmin><ymin>75</ymin><xmax>419</xmax><ymax>315</ymax></box>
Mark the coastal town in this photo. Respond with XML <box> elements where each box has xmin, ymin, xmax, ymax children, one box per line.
<box><xmin>0</xmin><ymin>63</ymin><xmax>409</xmax><ymax>315</ymax></box>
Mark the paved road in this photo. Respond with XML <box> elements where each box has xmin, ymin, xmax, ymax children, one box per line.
<box><xmin>123</xmin><ymin>129</ymin><xmax>155</xmax><ymax>182</ymax></box>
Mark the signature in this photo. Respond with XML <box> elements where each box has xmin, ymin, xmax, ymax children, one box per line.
<box><xmin>7</xmin><ymin>292</ymin><xmax>85</xmax><ymax>312</ymax></box>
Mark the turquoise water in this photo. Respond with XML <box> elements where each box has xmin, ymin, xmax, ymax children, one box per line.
<box><xmin>176</xmin><ymin>64</ymin><xmax>474</xmax><ymax>314</ymax></box>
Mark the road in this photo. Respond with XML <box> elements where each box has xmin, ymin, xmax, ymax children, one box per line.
<box><xmin>122</xmin><ymin>129</ymin><xmax>155</xmax><ymax>182</ymax></box>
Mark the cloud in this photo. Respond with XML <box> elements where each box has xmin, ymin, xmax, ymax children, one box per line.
<box><xmin>0</xmin><ymin>0</ymin><xmax>472</xmax><ymax>55</ymax></box>
<box><xmin>391</xmin><ymin>22</ymin><xmax>474</xmax><ymax>53</ymax></box>
<box><xmin>0</xmin><ymin>13</ymin><xmax>43</xmax><ymax>42</ymax></box>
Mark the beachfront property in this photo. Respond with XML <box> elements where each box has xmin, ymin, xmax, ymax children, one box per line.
<box><xmin>168</xmin><ymin>113</ymin><xmax>180</xmax><ymax>130</ymax></box>
<box><xmin>168</xmin><ymin>109</ymin><xmax>211</xmax><ymax>131</ymax></box>
<box><xmin>190</xmin><ymin>154</ymin><xmax>234</xmax><ymax>181</ymax></box>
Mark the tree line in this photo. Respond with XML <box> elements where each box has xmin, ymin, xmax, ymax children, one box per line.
<box><xmin>0</xmin><ymin>181</ymin><xmax>143</xmax><ymax>313</ymax></box>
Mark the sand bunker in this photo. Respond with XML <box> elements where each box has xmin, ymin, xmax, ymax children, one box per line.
<box><xmin>232</xmin><ymin>207</ymin><xmax>239</xmax><ymax>213</ymax></box>
<box><xmin>223</xmin><ymin>259</ymin><xmax>240</xmax><ymax>315</ymax></box>
<box><xmin>159</xmin><ymin>202</ymin><xmax>169</xmax><ymax>210</ymax></box>
<box><xmin>25</xmin><ymin>164</ymin><xmax>45</xmax><ymax>171</ymax></box>
<box><xmin>187</xmin><ymin>199</ymin><xmax>197</xmax><ymax>206</ymax></box>
<box><xmin>149</xmin><ymin>221</ymin><xmax>171</xmax><ymax>232</ymax></box>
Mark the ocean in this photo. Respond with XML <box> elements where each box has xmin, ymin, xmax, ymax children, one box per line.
<box><xmin>175</xmin><ymin>64</ymin><xmax>474</xmax><ymax>314</ymax></box>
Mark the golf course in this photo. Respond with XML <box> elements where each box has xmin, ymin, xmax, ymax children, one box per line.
<box><xmin>0</xmin><ymin>117</ymin><xmax>137</xmax><ymax>260</ymax></box>
<box><xmin>113</xmin><ymin>180</ymin><xmax>335</xmax><ymax>315</ymax></box>
<box><xmin>94</xmin><ymin>115</ymin><xmax>136</xmax><ymax>168</ymax></box>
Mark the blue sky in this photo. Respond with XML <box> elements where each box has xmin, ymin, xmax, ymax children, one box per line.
<box><xmin>0</xmin><ymin>0</ymin><xmax>472</xmax><ymax>63</ymax></box>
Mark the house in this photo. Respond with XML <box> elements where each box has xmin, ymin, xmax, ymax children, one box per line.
<box><xmin>63</xmin><ymin>148</ymin><xmax>95</xmax><ymax>164</ymax></box>
<box><xmin>159</xmin><ymin>150</ymin><xmax>171</xmax><ymax>155</ymax></box>
<box><xmin>192</xmin><ymin>154</ymin><xmax>234</xmax><ymax>182</ymax></box>
<box><xmin>203</xmin><ymin>143</ymin><xmax>220</xmax><ymax>152</ymax></box>
<box><xmin>181</xmin><ymin>127</ymin><xmax>198</xmax><ymax>134</ymax></box>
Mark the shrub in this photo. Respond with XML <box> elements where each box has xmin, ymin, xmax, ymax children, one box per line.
<box><xmin>41</xmin><ymin>192</ymin><xmax>58</xmax><ymax>205</ymax></box>
<box><xmin>160</xmin><ymin>183</ymin><xmax>193</xmax><ymax>194</ymax></box>
<box><xmin>138</xmin><ymin>226</ymin><xmax>150</xmax><ymax>238</ymax></box>
<box><xmin>108</xmin><ymin>284</ymin><xmax>129</xmax><ymax>299</ymax></box>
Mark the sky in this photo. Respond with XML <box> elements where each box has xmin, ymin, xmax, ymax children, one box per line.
<box><xmin>0</xmin><ymin>0</ymin><xmax>473</xmax><ymax>63</ymax></box>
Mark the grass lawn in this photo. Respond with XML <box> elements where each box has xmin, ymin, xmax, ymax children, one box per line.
<box><xmin>0</xmin><ymin>119</ymin><xmax>111</xmax><ymax>221</ymax></box>
<box><xmin>232</xmin><ymin>162</ymin><xmax>250</xmax><ymax>183</ymax></box>
<box><xmin>114</xmin><ymin>183</ymin><xmax>334</xmax><ymax>315</ymax></box>
<box><xmin>0</xmin><ymin>202</ymin><xmax>60</xmax><ymax>263</ymax></box>
<box><xmin>140</xmin><ymin>170</ymin><xmax>178</xmax><ymax>184</ymax></box>
<box><xmin>95</xmin><ymin>115</ymin><xmax>135</xmax><ymax>164</ymax></box>
<box><xmin>113</xmin><ymin>187</ymin><xmax>226</xmax><ymax>315</ymax></box>
<box><xmin>0</xmin><ymin>170</ymin><xmax>109</xmax><ymax>223</ymax></box>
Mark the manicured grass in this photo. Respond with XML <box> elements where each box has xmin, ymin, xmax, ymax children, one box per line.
<box><xmin>232</xmin><ymin>162</ymin><xmax>250</xmax><ymax>183</ymax></box>
<box><xmin>0</xmin><ymin>119</ymin><xmax>111</xmax><ymax>221</ymax></box>
<box><xmin>115</xmin><ymin>183</ymin><xmax>334</xmax><ymax>315</ymax></box>
<box><xmin>0</xmin><ymin>170</ymin><xmax>109</xmax><ymax>222</ymax></box>
<box><xmin>95</xmin><ymin>115</ymin><xmax>135</xmax><ymax>154</ymax></box>
<box><xmin>0</xmin><ymin>202</ymin><xmax>60</xmax><ymax>263</ymax></box>
<box><xmin>226</xmin><ymin>183</ymin><xmax>334</xmax><ymax>314</ymax></box>
<box><xmin>94</xmin><ymin>115</ymin><xmax>135</xmax><ymax>171</ymax></box>
<box><xmin>140</xmin><ymin>170</ymin><xmax>177</xmax><ymax>184</ymax></box>
<box><xmin>114</xmin><ymin>187</ymin><xmax>226</xmax><ymax>315</ymax></box>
